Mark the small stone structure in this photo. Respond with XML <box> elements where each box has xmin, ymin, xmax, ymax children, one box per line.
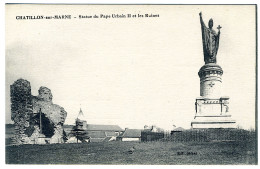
<box><xmin>10</xmin><ymin>79</ymin><xmax>67</xmax><ymax>144</ymax></box>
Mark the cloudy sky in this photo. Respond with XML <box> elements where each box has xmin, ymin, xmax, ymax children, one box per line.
<box><xmin>5</xmin><ymin>5</ymin><xmax>256</xmax><ymax>130</ymax></box>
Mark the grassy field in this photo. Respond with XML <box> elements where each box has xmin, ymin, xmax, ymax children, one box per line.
<box><xmin>6</xmin><ymin>140</ymin><xmax>257</xmax><ymax>165</ymax></box>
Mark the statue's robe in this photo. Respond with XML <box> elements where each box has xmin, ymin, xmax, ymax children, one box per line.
<box><xmin>200</xmin><ymin>17</ymin><xmax>220</xmax><ymax>64</ymax></box>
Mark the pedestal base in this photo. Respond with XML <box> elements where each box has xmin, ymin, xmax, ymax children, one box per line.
<box><xmin>191</xmin><ymin>115</ymin><xmax>236</xmax><ymax>129</ymax></box>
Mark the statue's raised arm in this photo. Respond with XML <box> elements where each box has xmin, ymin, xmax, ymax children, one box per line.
<box><xmin>199</xmin><ymin>12</ymin><xmax>206</xmax><ymax>28</ymax></box>
<box><xmin>199</xmin><ymin>12</ymin><xmax>220</xmax><ymax>64</ymax></box>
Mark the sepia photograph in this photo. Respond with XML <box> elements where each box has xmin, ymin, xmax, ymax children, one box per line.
<box><xmin>5</xmin><ymin>4</ymin><xmax>257</xmax><ymax>165</ymax></box>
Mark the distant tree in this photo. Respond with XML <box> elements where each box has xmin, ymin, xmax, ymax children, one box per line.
<box><xmin>70</xmin><ymin>126</ymin><xmax>89</xmax><ymax>143</ymax></box>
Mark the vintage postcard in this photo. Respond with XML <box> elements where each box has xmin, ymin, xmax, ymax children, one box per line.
<box><xmin>5</xmin><ymin>4</ymin><xmax>257</xmax><ymax>164</ymax></box>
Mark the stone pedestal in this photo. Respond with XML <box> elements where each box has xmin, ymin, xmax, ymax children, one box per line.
<box><xmin>191</xmin><ymin>64</ymin><xmax>236</xmax><ymax>129</ymax></box>
<box><xmin>199</xmin><ymin>63</ymin><xmax>223</xmax><ymax>98</ymax></box>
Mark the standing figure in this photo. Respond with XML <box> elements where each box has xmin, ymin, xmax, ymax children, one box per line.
<box><xmin>199</xmin><ymin>12</ymin><xmax>221</xmax><ymax>64</ymax></box>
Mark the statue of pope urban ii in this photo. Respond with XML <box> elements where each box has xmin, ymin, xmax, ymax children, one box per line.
<box><xmin>199</xmin><ymin>12</ymin><xmax>221</xmax><ymax>64</ymax></box>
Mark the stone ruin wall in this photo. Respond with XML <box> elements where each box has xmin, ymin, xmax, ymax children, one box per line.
<box><xmin>10</xmin><ymin>79</ymin><xmax>67</xmax><ymax>144</ymax></box>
